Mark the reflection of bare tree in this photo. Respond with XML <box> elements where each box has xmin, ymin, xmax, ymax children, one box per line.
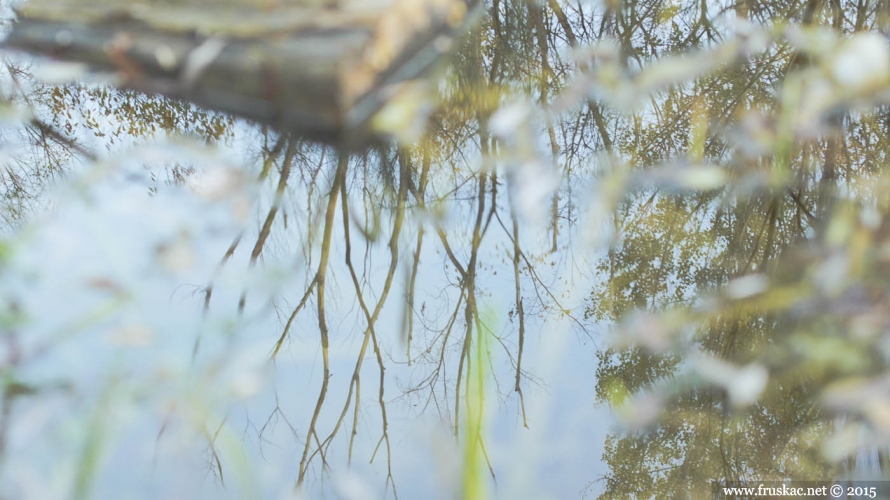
<box><xmin>187</xmin><ymin>101</ymin><xmax>587</xmax><ymax>490</ymax></box>
<box><xmin>185</xmin><ymin>3</ymin><xmax>604</xmax><ymax>488</ymax></box>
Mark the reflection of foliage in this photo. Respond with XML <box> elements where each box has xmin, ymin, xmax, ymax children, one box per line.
<box><xmin>580</xmin><ymin>0</ymin><xmax>890</xmax><ymax>497</ymax></box>
<box><xmin>41</xmin><ymin>86</ymin><xmax>232</xmax><ymax>143</ymax></box>
<box><xmin>187</xmin><ymin>2</ymin><xmax>600</xmax><ymax>488</ymax></box>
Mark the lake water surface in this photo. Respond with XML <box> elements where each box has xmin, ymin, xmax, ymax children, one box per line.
<box><xmin>3</xmin><ymin>1</ymin><xmax>890</xmax><ymax>499</ymax></box>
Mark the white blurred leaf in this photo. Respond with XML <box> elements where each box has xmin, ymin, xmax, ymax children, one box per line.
<box><xmin>188</xmin><ymin>166</ymin><xmax>246</xmax><ymax>201</ymax></box>
<box><xmin>489</xmin><ymin>102</ymin><xmax>532</xmax><ymax>138</ymax></box>
<box><xmin>693</xmin><ymin>354</ymin><xmax>768</xmax><ymax>408</ymax></box>
<box><xmin>616</xmin><ymin>392</ymin><xmax>666</xmax><ymax>430</ymax></box>
<box><xmin>724</xmin><ymin>274</ymin><xmax>768</xmax><ymax>300</ymax></box>
<box><xmin>32</xmin><ymin>61</ymin><xmax>90</xmax><ymax>84</ymax></box>
<box><xmin>830</xmin><ymin>32</ymin><xmax>890</xmax><ymax>91</ymax></box>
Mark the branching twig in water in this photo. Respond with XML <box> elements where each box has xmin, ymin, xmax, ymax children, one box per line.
<box><xmin>529</xmin><ymin>2</ymin><xmax>562</xmax><ymax>254</ymax></box>
<box><xmin>507</xmin><ymin>176</ymin><xmax>530</xmax><ymax>429</ymax></box>
<box><xmin>270</xmin><ymin>275</ymin><xmax>317</xmax><ymax>358</ymax></box>
<box><xmin>210</xmin><ymin>139</ymin><xmax>288</xmax><ymax>299</ymax></box>
<box><xmin>454</xmin><ymin>150</ymin><xmax>488</xmax><ymax>439</ymax></box>
<box><xmin>404</xmin><ymin>148</ymin><xmax>431</xmax><ymax>365</ymax></box>
<box><xmin>370</xmin><ymin>316</ymin><xmax>398</xmax><ymax>499</ymax></box>
<box><xmin>202</xmin><ymin>419</ymin><xmax>227</xmax><ymax>487</ymax></box>
<box><xmin>547</xmin><ymin>0</ymin><xmax>614</xmax><ymax>152</ymax></box>
<box><xmin>307</xmin><ymin>148</ymin><xmax>408</xmax><ymax>499</ymax></box>
<box><xmin>492</xmin><ymin>208</ymin><xmax>594</xmax><ymax>342</ymax></box>
<box><xmin>198</xmin><ymin>135</ymin><xmax>287</xmax><ymax>358</ymax></box>
<box><xmin>238</xmin><ymin>140</ymin><xmax>297</xmax><ymax>313</ymax></box>
<box><xmin>296</xmin><ymin>151</ymin><xmax>347</xmax><ymax>488</ymax></box>
<box><xmin>270</xmin><ymin>148</ymin><xmax>339</xmax><ymax>358</ymax></box>
<box><xmin>30</xmin><ymin>117</ymin><xmax>97</xmax><ymax>162</ymax></box>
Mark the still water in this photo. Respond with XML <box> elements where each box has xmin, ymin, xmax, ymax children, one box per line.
<box><xmin>3</xmin><ymin>0</ymin><xmax>890</xmax><ymax>499</ymax></box>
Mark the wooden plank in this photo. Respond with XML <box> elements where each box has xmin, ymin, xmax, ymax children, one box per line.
<box><xmin>3</xmin><ymin>0</ymin><xmax>477</xmax><ymax>146</ymax></box>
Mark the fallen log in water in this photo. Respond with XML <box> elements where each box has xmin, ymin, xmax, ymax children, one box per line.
<box><xmin>3</xmin><ymin>0</ymin><xmax>478</xmax><ymax>147</ymax></box>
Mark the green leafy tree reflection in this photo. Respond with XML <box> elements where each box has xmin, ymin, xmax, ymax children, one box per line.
<box><xmin>584</xmin><ymin>0</ymin><xmax>890</xmax><ymax>497</ymax></box>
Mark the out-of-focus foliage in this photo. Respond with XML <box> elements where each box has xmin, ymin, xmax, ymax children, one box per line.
<box><xmin>573</xmin><ymin>1</ymin><xmax>890</xmax><ymax>497</ymax></box>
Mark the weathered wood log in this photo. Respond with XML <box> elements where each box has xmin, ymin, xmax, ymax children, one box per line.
<box><xmin>3</xmin><ymin>0</ymin><xmax>478</xmax><ymax>147</ymax></box>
